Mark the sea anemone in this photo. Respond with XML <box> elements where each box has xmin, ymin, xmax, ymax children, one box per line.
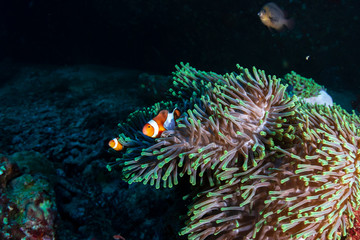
<box><xmin>109</xmin><ymin>64</ymin><xmax>360</xmax><ymax>239</ymax></box>
<box><xmin>109</xmin><ymin>63</ymin><xmax>297</xmax><ymax>189</ymax></box>
<box><xmin>181</xmin><ymin>104</ymin><xmax>360</xmax><ymax>240</ymax></box>
<box><xmin>255</xmin><ymin>103</ymin><xmax>360</xmax><ymax>240</ymax></box>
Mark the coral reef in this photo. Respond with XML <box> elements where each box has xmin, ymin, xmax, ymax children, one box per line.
<box><xmin>109</xmin><ymin>63</ymin><xmax>360</xmax><ymax>239</ymax></box>
<box><xmin>0</xmin><ymin>155</ymin><xmax>57</xmax><ymax>240</ymax></box>
<box><xmin>0</xmin><ymin>64</ymin><xmax>179</xmax><ymax>240</ymax></box>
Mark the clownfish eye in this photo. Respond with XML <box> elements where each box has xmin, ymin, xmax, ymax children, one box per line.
<box><xmin>148</xmin><ymin>125</ymin><xmax>151</xmax><ymax>128</ymax></box>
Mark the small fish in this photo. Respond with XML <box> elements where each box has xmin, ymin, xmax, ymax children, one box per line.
<box><xmin>108</xmin><ymin>137</ymin><xmax>123</xmax><ymax>151</ymax></box>
<box><xmin>142</xmin><ymin>108</ymin><xmax>181</xmax><ymax>138</ymax></box>
<box><xmin>258</xmin><ymin>2</ymin><xmax>294</xmax><ymax>31</ymax></box>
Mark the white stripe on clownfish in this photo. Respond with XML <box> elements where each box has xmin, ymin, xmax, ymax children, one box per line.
<box><xmin>148</xmin><ymin>119</ymin><xmax>160</xmax><ymax>138</ymax></box>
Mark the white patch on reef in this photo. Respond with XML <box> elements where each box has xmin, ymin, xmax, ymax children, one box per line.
<box><xmin>303</xmin><ymin>90</ymin><xmax>333</xmax><ymax>106</ymax></box>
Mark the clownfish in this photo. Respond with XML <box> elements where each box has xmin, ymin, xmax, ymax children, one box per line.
<box><xmin>108</xmin><ymin>137</ymin><xmax>123</xmax><ymax>151</ymax></box>
<box><xmin>142</xmin><ymin>108</ymin><xmax>181</xmax><ymax>138</ymax></box>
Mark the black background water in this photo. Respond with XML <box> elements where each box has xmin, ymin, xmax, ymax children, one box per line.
<box><xmin>1</xmin><ymin>0</ymin><xmax>359</xmax><ymax>88</ymax></box>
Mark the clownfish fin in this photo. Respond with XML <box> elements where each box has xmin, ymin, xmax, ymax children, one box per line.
<box><xmin>154</xmin><ymin>110</ymin><xmax>169</xmax><ymax>124</ymax></box>
<box><xmin>163</xmin><ymin>108</ymin><xmax>181</xmax><ymax>131</ymax></box>
<box><xmin>108</xmin><ymin>137</ymin><xmax>123</xmax><ymax>151</ymax></box>
<box><xmin>173</xmin><ymin>108</ymin><xmax>181</xmax><ymax>120</ymax></box>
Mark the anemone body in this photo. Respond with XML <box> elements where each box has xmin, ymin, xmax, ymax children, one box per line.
<box><xmin>109</xmin><ymin>63</ymin><xmax>360</xmax><ymax>240</ymax></box>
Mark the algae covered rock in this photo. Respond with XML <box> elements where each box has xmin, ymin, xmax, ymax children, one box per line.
<box><xmin>0</xmin><ymin>155</ymin><xmax>57</xmax><ymax>240</ymax></box>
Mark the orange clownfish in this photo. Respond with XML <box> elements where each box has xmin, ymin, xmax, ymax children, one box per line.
<box><xmin>108</xmin><ymin>137</ymin><xmax>123</xmax><ymax>151</ymax></box>
<box><xmin>142</xmin><ymin>108</ymin><xmax>181</xmax><ymax>138</ymax></box>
